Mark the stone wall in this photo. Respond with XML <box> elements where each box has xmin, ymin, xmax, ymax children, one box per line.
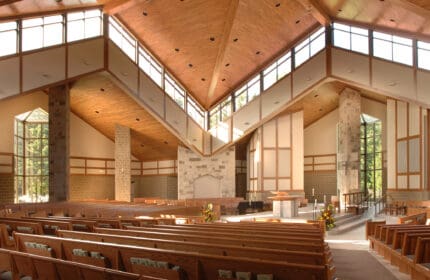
<box><xmin>115</xmin><ymin>124</ymin><xmax>131</xmax><ymax>202</ymax></box>
<box><xmin>177</xmin><ymin>146</ymin><xmax>235</xmax><ymax>199</ymax></box>
<box><xmin>0</xmin><ymin>175</ymin><xmax>14</xmax><ymax>203</ymax></box>
<box><xmin>69</xmin><ymin>175</ymin><xmax>115</xmax><ymax>200</ymax></box>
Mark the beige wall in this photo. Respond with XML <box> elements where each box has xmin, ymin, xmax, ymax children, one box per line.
<box><xmin>362</xmin><ymin>98</ymin><xmax>387</xmax><ymax>150</ymax></box>
<box><xmin>304</xmin><ymin>109</ymin><xmax>338</xmax><ymax>156</ymax></box>
<box><xmin>70</xmin><ymin>114</ymin><xmax>115</xmax><ymax>158</ymax></box>
<box><xmin>0</xmin><ymin>91</ymin><xmax>49</xmax><ymax>153</ymax></box>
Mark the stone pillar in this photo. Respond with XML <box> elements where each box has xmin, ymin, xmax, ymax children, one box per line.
<box><xmin>337</xmin><ymin>88</ymin><xmax>361</xmax><ymax>209</ymax></box>
<box><xmin>49</xmin><ymin>84</ymin><xmax>70</xmax><ymax>201</ymax></box>
<box><xmin>115</xmin><ymin>124</ymin><xmax>132</xmax><ymax>202</ymax></box>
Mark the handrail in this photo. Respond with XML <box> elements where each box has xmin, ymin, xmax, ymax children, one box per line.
<box><xmin>373</xmin><ymin>194</ymin><xmax>386</xmax><ymax>216</ymax></box>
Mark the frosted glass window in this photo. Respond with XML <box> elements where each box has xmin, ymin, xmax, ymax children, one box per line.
<box><xmin>333</xmin><ymin>23</ymin><xmax>369</xmax><ymax>54</ymax></box>
<box><xmin>397</xmin><ymin>140</ymin><xmax>407</xmax><ymax>173</ymax></box>
<box><xmin>418</xmin><ymin>41</ymin><xmax>430</xmax><ymax>71</ymax></box>
<box><xmin>373</xmin><ymin>32</ymin><xmax>413</xmax><ymax>66</ymax></box>
<box><xmin>234</xmin><ymin>74</ymin><xmax>261</xmax><ymax>111</ymax></box>
<box><xmin>138</xmin><ymin>46</ymin><xmax>163</xmax><ymax>87</ymax></box>
<box><xmin>0</xmin><ymin>21</ymin><xmax>17</xmax><ymax>57</ymax></box>
<box><xmin>263</xmin><ymin>51</ymin><xmax>291</xmax><ymax>90</ymax></box>
<box><xmin>22</xmin><ymin>15</ymin><xmax>64</xmax><ymax>52</ymax></box>
<box><xmin>164</xmin><ymin>73</ymin><xmax>185</xmax><ymax>109</ymax></box>
<box><xmin>67</xmin><ymin>9</ymin><xmax>102</xmax><ymax>42</ymax></box>
<box><xmin>108</xmin><ymin>17</ymin><xmax>136</xmax><ymax>62</ymax></box>
<box><xmin>294</xmin><ymin>27</ymin><xmax>325</xmax><ymax>68</ymax></box>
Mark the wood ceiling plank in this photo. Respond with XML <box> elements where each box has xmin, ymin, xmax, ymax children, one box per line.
<box><xmin>104</xmin><ymin>0</ymin><xmax>142</xmax><ymax>15</ymax></box>
<box><xmin>0</xmin><ymin>0</ymin><xmax>21</xmax><ymax>7</ymax></box>
<box><xmin>206</xmin><ymin>0</ymin><xmax>239</xmax><ymax>105</ymax></box>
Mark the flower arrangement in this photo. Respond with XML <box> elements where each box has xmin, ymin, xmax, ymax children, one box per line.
<box><xmin>201</xmin><ymin>203</ymin><xmax>216</xmax><ymax>223</ymax></box>
<box><xmin>318</xmin><ymin>204</ymin><xmax>336</xmax><ymax>230</ymax></box>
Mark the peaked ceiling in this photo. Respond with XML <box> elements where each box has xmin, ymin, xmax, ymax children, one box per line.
<box><xmin>0</xmin><ymin>0</ymin><xmax>429</xmax><ymax>111</ymax></box>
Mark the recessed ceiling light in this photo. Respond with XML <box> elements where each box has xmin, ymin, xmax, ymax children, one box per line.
<box><xmin>201</xmin><ymin>78</ymin><xmax>206</xmax><ymax>81</ymax></box>
<box><xmin>295</xmin><ymin>20</ymin><xmax>301</xmax><ymax>24</ymax></box>
<box><xmin>175</xmin><ymin>48</ymin><xmax>180</xmax><ymax>52</ymax></box>
<box><xmin>338</xmin><ymin>9</ymin><xmax>342</xmax><ymax>12</ymax></box>
<box><xmin>188</xmin><ymin>63</ymin><xmax>193</xmax><ymax>67</ymax></box>
<box><xmin>314</xmin><ymin>94</ymin><xmax>319</xmax><ymax>98</ymax></box>
<box><xmin>95</xmin><ymin>111</ymin><xmax>99</xmax><ymax>114</ymax></box>
<box><xmin>244</xmin><ymin>122</ymin><xmax>250</xmax><ymax>125</ymax></box>
<box><xmin>164</xmin><ymin>141</ymin><xmax>168</xmax><ymax>145</ymax></box>
<box><xmin>390</xmin><ymin>18</ymin><xmax>395</xmax><ymax>22</ymax></box>
<box><xmin>275</xmin><ymin>3</ymin><xmax>280</xmax><ymax>7</ymax></box>
<box><xmin>256</xmin><ymin>51</ymin><xmax>261</xmax><ymax>55</ymax></box>
<box><xmin>100</xmin><ymin>88</ymin><xmax>105</xmax><ymax>92</ymax></box>
<box><xmin>319</xmin><ymin>108</ymin><xmax>323</xmax><ymax>112</ymax></box>
<box><xmin>210</xmin><ymin>37</ymin><xmax>215</xmax><ymax>41</ymax></box>
<box><xmin>136</xmin><ymin>118</ymin><xmax>140</xmax><ymax>121</ymax></box>
<box><xmin>233</xmin><ymin>38</ymin><xmax>238</xmax><ymax>42</ymax></box>
<box><xmin>140</xmin><ymin>144</ymin><xmax>145</xmax><ymax>147</ymax></box>
<box><xmin>142</xmin><ymin>11</ymin><xmax>148</xmax><ymax>16</ymax></box>
<box><xmin>225</xmin><ymin>63</ymin><xmax>230</xmax><ymax>67</ymax></box>
<box><xmin>221</xmin><ymin>78</ymin><xmax>226</xmax><ymax>82</ymax></box>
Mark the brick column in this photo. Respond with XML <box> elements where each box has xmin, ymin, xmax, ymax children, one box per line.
<box><xmin>49</xmin><ymin>84</ymin><xmax>70</xmax><ymax>201</ymax></box>
<box><xmin>337</xmin><ymin>88</ymin><xmax>361</xmax><ymax>209</ymax></box>
<box><xmin>115</xmin><ymin>124</ymin><xmax>132</xmax><ymax>202</ymax></box>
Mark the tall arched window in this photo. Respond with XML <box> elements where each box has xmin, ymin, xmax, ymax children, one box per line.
<box><xmin>14</xmin><ymin>108</ymin><xmax>49</xmax><ymax>203</ymax></box>
<box><xmin>360</xmin><ymin>114</ymin><xmax>383</xmax><ymax>199</ymax></box>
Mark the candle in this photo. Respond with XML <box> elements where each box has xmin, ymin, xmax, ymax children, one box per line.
<box><xmin>324</xmin><ymin>195</ymin><xmax>326</xmax><ymax>204</ymax></box>
<box><xmin>314</xmin><ymin>198</ymin><xmax>317</xmax><ymax>205</ymax></box>
<box><xmin>312</xmin><ymin>188</ymin><xmax>315</xmax><ymax>196</ymax></box>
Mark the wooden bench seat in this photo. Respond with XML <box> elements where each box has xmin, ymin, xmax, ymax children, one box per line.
<box><xmin>56</xmin><ymin>230</ymin><xmax>331</xmax><ymax>266</ymax></box>
<box><xmin>13</xmin><ymin>232</ymin><xmax>332</xmax><ymax>280</ymax></box>
<box><xmin>95</xmin><ymin>227</ymin><xmax>328</xmax><ymax>253</ymax></box>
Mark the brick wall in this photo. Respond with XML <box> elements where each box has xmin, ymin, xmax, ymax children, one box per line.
<box><xmin>69</xmin><ymin>175</ymin><xmax>115</xmax><ymax>201</ymax></box>
<box><xmin>0</xmin><ymin>175</ymin><xmax>14</xmax><ymax>203</ymax></box>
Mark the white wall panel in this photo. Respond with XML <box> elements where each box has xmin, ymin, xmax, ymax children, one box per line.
<box><xmin>278</xmin><ymin>179</ymin><xmax>291</xmax><ymax>190</ymax></box>
<box><xmin>409</xmin><ymin>175</ymin><xmax>420</xmax><ymax>189</ymax></box>
<box><xmin>0</xmin><ymin>57</ymin><xmax>19</xmax><ymax>99</ymax></box>
<box><xmin>331</xmin><ymin>48</ymin><xmax>370</xmax><ymax>86</ymax></box>
<box><xmin>408</xmin><ymin>103</ymin><xmax>420</xmax><ymax>136</ymax></box>
<box><xmin>397</xmin><ymin>101</ymin><xmax>407</xmax><ymax>139</ymax></box>
<box><xmin>397</xmin><ymin>140</ymin><xmax>407</xmax><ymax>173</ymax></box>
<box><xmin>261</xmin><ymin>76</ymin><xmax>291</xmax><ymax>119</ymax></box>
<box><xmin>68</xmin><ymin>38</ymin><xmax>104</xmax><ymax>78</ymax></box>
<box><xmin>417</xmin><ymin>71</ymin><xmax>430</xmax><ymax>105</ymax></box>
<box><xmin>277</xmin><ymin>114</ymin><xmax>291</xmax><ymax>148</ymax></box>
<box><xmin>263</xmin><ymin>150</ymin><xmax>276</xmax><ymax>177</ymax></box>
<box><xmin>292</xmin><ymin>50</ymin><xmax>326</xmax><ymax>98</ymax></box>
<box><xmin>263</xmin><ymin>120</ymin><xmax>276</xmax><ymax>147</ymax></box>
<box><xmin>409</xmin><ymin>138</ymin><xmax>420</xmax><ymax>173</ymax></box>
<box><xmin>387</xmin><ymin>99</ymin><xmax>396</xmax><ymax>188</ymax></box>
<box><xmin>165</xmin><ymin>98</ymin><xmax>187</xmax><ymax>138</ymax></box>
<box><xmin>397</xmin><ymin>175</ymin><xmax>407</xmax><ymax>189</ymax></box>
<box><xmin>108</xmin><ymin>42</ymin><xmax>138</xmax><ymax>94</ymax></box>
<box><xmin>278</xmin><ymin>149</ymin><xmax>291</xmax><ymax>177</ymax></box>
<box><xmin>292</xmin><ymin>111</ymin><xmax>304</xmax><ymax>190</ymax></box>
<box><xmin>23</xmin><ymin>47</ymin><xmax>66</xmax><ymax>92</ymax></box>
<box><xmin>233</xmin><ymin>98</ymin><xmax>260</xmax><ymax>141</ymax></box>
<box><xmin>372</xmin><ymin>59</ymin><xmax>414</xmax><ymax>100</ymax></box>
<box><xmin>187</xmin><ymin>118</ymin><xmax>203</xmax><ymax>152</ymax></box>
<box><xmin>139</xmin><ymin>72</ymin><xmax>164</xmax><ymax>119</ymax></box>
<box><xmin>263</xmin><ymin>179</ymin><xmax>276</xmax><ymax>191</ymax></box>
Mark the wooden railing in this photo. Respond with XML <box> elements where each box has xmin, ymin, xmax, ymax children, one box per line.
<box><xmin>70</xmin><ymin>157</ymin><xmax>177</xmax><ymax>176</ymax></box>
<box><xmin>0</xmin><ymin>152</ymin><xmax>13</xmax><ymax>175</ymax></box>
<box><xmin>304</xmin><ymin>154</ymin><xmax>336</xmax><ymax>172</ymax></box>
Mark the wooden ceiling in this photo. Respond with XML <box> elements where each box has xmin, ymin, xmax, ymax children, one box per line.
<box><xmin>69</xmin><ymin>72</ymin><xmax>183</xmax><ymax>161</ymax></box>
<box><xmin>320</xmin><ymin>0</ymin><xmax>430</xmax><ymax>39</ymax></box>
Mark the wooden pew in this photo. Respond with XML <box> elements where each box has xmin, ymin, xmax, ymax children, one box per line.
<box><xmin>398</xmin><ymin>212</ymin><xmax>427</xmax><ymax>225</ymax></box>
<box><xmin>56</xmin><ymin>230</ymin><xmax>330</xmax><ymax>265</ymax></box>
<box><xmin>13</xmin><ymin>232</ymin><xmax>332</xmax><ymax>280</ymax></box>
<box><xmin>391</xmin><ymin>231</ymin><xmax>430</xmax><ymax>270</ymax></box>
<box><xmin>123</xmin><ymin>225</ymin><xmax>324</xmax><ymax>243</ymax></box>
<box><xmin>411</xmin><ymin>237</ymin><xmax>430</xmax><ymax>280</ymax></box>
<box><xmin>95</xmin><ymin>227</ymin><xmax>328</xmax><ymax>253</ymax></box>
<box><xmin>0</xmin><ymin>247</ymin><xmax>156</xmax><ymax>280</ymax></box>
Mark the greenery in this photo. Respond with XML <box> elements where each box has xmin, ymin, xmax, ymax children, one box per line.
<box><xmin>360</xmin><ymin>116</ymin><xmax>383</xmax><ymax>199</ymax></box>
<box><xmin>201</xmin><ymin>203</ymin><xmax>216</xmax><ymax>223</ymax></box>
<box><xmin>318</xmin><ymin>204</ymin><xmax>336</xmax><ymax>230</ymax></box>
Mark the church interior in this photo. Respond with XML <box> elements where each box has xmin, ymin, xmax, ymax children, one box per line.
<box><xmin>0</xmin><ymin>0</ymin><xmax>430</xmax><ymax>279</ymax></box>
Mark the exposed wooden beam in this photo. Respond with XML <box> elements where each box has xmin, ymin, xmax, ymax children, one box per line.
<box><xmin>0</xmin><ymin>0</ymin><xmax>22</xmax><ymax>7</ymax></box>
<box><xmin>206</xmin><ymin>0</ymin><xmax>240</xmax><ymax>106</ymax></box>
<box><xmin>297</xmin><ymin>0</ymin><xmax>331</xmax><ymax>26</ymax></box>
<box><xmin>103</xmin><ymin>0</ymin><xmax>143</xmax><ymax>15</ymax></box>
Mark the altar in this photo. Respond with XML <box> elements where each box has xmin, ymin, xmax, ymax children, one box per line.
<box><xmin>268</xmin><ymin>192</ymin><xmax>303</xmax><ymax>218</ymax></box>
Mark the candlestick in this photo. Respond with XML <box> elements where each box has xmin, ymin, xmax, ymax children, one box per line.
<box><xmin>324</xmin><ymin>195</ymin><xmax>326</xmax><ymax>204</ymax></box>
<box><xmin>312</xmin><ymin>188</ymin><xmax>315</xmax><ymax>196</ymax></box>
